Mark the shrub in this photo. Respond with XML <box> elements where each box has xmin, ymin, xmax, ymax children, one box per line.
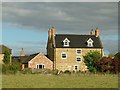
<box><xmin>64</xmin><ymin>70</ymin><xmax>71</xmax><ymax>74</ymax></box>
<box><xmin>51</xmin><ymin>69</ymin><xmax>59</xmax><ymax>75</ymax></box>
<box><xmin>2</xmin><ymin>63</ymin><xmax>20</xmax><ymax>74</ymax></box>
<box><xmin>3</xmin><ymin>51</ymin><xmax>10</xmax><ymax>64</ymax></box>
<box><xmin>21</xmin><ymin>68</ymin><xmax>32</xmax><ymax>74</ymax></box>
<box><xmin>21</xmin><ymin>68</ymin><xmax>59</xmax><ymax>75</ymax></box>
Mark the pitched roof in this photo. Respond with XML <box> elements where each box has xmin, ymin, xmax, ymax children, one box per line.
<box><xmin>0</xmin><ymin>44</ymin><xmax>12</xmax><ymax>54</ymax></box>
<box><xmin>55</xmin><ymin>34</ymin><xmax>103</xmax><ymax>48</ymax></box>
<box><xmin>22</xmin><ymin>53</ymin><xmax>52</xmax><ymax>64</ymax></box>
<box><xmin>22</xmin><ymin>53</ymin><xmax>39</xmax><ymax>64</ymax></box>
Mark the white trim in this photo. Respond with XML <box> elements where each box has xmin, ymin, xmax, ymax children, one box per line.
<box><xmin>87</xmin><ymin>38</ymin><xmax>94</xmax><ymax>47</ymax></box>
<box><xmin>76</xmin><ymin>56</ymin><xmax>82</xmax><ymax>62</ymax></box>
<box><xmin>87</xmin><ymin>38</ymin><xmax>93</xmax><ymax>43</ymax></box>
<box><xmin>36</xmin><ymin>64</ymin><xmax>45</xmax><ymax>69</ymax></box>
<box><xmin>87</xmin><ymin>42</ymin><xmax>93</xmax><ymax>47</ymax></box>
<box><xmin>63</xmin><ymin>38</ymin><xmax>70</xmax><ymax>47</ymax></box>
<box><xmin>61</xmin><ymin>52</ymin><xmax>67</xmax><ymax>59</ymax></box>
<box><xmin>76</xmin><ymin>49</ymin><xmax>82</xmax><ymax>55</ymax></box>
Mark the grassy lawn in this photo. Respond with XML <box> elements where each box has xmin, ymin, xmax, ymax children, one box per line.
<box><xmin>2</xmin><ymin>74</ymin><xmax>118</xmax><ymax>88</ymax></box>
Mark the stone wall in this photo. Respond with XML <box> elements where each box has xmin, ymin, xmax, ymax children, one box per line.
<box><xmin>54</xmin><ymin>48</ymin><xmax>103</xmax><ymax>72</ymax></box>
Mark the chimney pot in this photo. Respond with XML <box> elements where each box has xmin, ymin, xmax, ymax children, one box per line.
<box><xmin>95</xmin><ymin>27</ymin><xmax>100</xmax><ymax>37</ymax></box>
<box><xmin>90</xmin><ymin>29</ymin><xmax>94</xmax><ymax>35</ymax></box>
<box><xmin>51</xmin><ymin>26</ymin><xmax>56</xmax><ymax>36</ymax></box>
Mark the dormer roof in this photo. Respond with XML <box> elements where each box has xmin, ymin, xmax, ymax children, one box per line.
<box><xmin>63</xmin><ymin>38</ymin><xmax>70</xmax><ymax>47</ymax></box>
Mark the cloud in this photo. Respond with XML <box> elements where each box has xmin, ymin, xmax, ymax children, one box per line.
<box><xmin>102</xmin><ymin>40</ymin><xmax>118</xmax><ymax>54</ymax></box>
<box><xmin>2</xmin><ymin>2</ymin><xmax>118</xmax><ymax>32</ymax></box>
<box><xmin>2</xmin><ymin>2</ymin><xmax>118</xmax><ymax>55</ymax></box>
<box><xmin>2</xmin><ymin>0</ymin><xmax>120</xmax><ymax>2</ymax></box>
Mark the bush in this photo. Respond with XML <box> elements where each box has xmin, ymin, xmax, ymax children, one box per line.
<box><xmin>21</xmin><ymin>68</ymin><xmax>32</xmax><ymax>74</ymax></box>
<box><xmin>21</xmin><ymin>68</ymin><xmax>59</xmax><ymax>75</ymax></box>
<box><xmin>3</xmin><ymin>51</ymin><xmax>10</xmax><ymax>64</ymax></box>
<box><xmin>64</xmin><ymin>70</ymin><xmax>71</xmax><ymax>74</ymax></box>
<box><xmin>2</xmin><ymin>63</ymin><xmax>20</xmax><ymax>74</ymax></box>
<box><xmin>31</xmin><ymin>68</ymin><xmax>52</xmax><ymax>74</ymax></box>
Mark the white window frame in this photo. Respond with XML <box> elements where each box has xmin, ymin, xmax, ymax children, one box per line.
<box><xmin>87</xmin><ymin>42</ymin><xmax>93</xmax><ymax>47</ymax></box>
<box><xmin>61</xmin><ymin>52</ymin><xmax>67</xmax><ymax>59</ymax></box>
<box><xmin>87</xmin><ymin>38</ymin><xmax>94</xmax><ymax>47</ymax></box>
<box><xmin>63</xmin><ymin>38</ymin><xmax>70</xmax><ymax>47</ymax></box>
<box><xmin>76</xmin><ymin>56</ymin><xmax>82</xmax><ymax>62</ymax></box>
<box><xmin>36</xmin><ymin>64</ymin><xmax>44</xmax><ymax>69</ymax></box>
<box><xmin>76</xmin><ymin>49</ymin><xmax>82</xmax><ymax>55</ymax></box>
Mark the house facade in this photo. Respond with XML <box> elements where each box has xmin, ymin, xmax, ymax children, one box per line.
<box><xmin>0</xmin><ymin>45</ymin><xmax>12</xmax><ymax>64</ymax></box>
<box><xmin>22</xmin><ymin>52</ymin><xmax>53</xmax><ymax>70</ymax></box>
<box><xmin>47</xmin><ymin>27</ymin><xmax>104</xmax><ymax>72</ymax></box>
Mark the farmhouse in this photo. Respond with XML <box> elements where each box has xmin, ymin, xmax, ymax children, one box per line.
<box><xmin>0</xmin><ymin>44</ymin><xmax>12</xmax><ymax>64</ymax></box>
<box><xmin>47</xmin><ymin>27</ymin><xmax>104</xmax><ymax>72</ymax></box>
<box><xmin>21</xmin><ymin>49</ymin><xmax>53</xmax><ymax>70</ymax></box>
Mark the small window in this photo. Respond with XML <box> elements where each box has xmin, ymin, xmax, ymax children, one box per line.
<box><xmin>76</xmin><ymin>49</ymin><xmax>82</xmax><ymax>54</ymax></box>
<box><xmin>76</xmin><ymin>56</ymin><xmax>82</xmax><ymax>62</ymax></box>
<box><xmin>37</xmin><ymin>64</ymin><xmax>44</xmax><ymax>69</ymax></box>
<box><xmin>63</xmin><ymin>38</ymin><xmax>70</xmax><ymax>47</ymax></box>
<box><xmin>65</xmin><ymin>41</ymin><xmax>68</xmax><ymax>46</ymax></box>
<box><xmin>61</xmin><ymin>52</ymin><xmax>67</xmax><ymax>59</ymax></box>
<box><xmin>88</xmin><ymin>42</ymin><xmax>93</xmax><ymax>47</ymax></box>
<box><xmin>87</xmin><ymin>38</ymin><xmax>94</xmax><ymax>47</ymax></box>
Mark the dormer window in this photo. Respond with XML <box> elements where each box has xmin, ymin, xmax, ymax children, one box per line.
<box><xmin>87</xmin><ymin>38</ymin><xmax>93</xmax><ymax>47</ymax></box>
<box><xmin>63</xmin><ymin>38</ymin><xmax>70</xmax><ymax>47</ymax></box>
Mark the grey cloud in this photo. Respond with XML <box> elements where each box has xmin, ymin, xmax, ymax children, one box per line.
<box><xmin>2</xmin><ymin>2</ymin><xmax>118</xmax><ymax>31</ymax></box>
<box><xmin>10</xmin><ymin>41</ymin><xmax>47</xmax><ymax>56</ymax></box>
<box><xmin>102</xmin><ymin>40</ymin><xmax>118</xmax><ymax>54</ymax></box>
<box><xmin>2</xmin><ymin>2</ymin><xmax>118</xmax><ymax>54</ymax></box>
<box><xmin>2</xmin><ymin>0</ymin><xmax>120</xmax><ymax>2</ymax></box>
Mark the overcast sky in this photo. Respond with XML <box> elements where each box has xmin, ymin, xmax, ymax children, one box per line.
<box><xmin>1</xmin><ymin>2</ymin><xmax>118</xmax><ymax>56</ymax></box>
<box><xmin>2</xmin><ymin>0</ymin><xmax>120</xmax><ymax>2</ymax></box>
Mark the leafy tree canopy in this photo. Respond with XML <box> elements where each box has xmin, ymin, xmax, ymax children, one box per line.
<box><xmin>83</xmin><ymin>51</ymin><xmax>101</xmax><ymax>73</ymax></box>
<box><xmin>3</xmin><ymin>50</ymin><xmax>10</xmax><ymax>64</ymax></box>
<box><xmin>114</xmin><ymin>52</ymin><xmax>120</xmax><ymax>58</ymax></box>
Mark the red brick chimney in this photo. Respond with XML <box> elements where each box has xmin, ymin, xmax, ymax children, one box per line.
<box><xmin>95</xmin><ymin>27</ymin><xmax>100</xmax><ymax>37</ymax></box>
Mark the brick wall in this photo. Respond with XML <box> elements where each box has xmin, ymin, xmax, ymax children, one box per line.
<box><xmin>28</xmin><ymin>53</ymin><xmax>53</xmax><ymax>70</ymax></box>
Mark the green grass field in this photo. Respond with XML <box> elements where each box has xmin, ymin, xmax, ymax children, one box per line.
<box><xmin>2</xmin><ymin>74</ymin><xmax>118</xmax><ymax>88</ymax></box>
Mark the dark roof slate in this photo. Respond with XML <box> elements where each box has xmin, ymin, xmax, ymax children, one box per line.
<box><xmin>55</xmin><ymin>34</ymin><xmax>103</xmax><ymax>48</ymax></box>
<box><xmin>22</xmin><ymin>53</ymin><xmax>39</xmax><ymax>64</ymax></box>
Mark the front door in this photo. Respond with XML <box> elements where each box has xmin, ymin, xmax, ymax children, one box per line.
<box><xmin>74</xmin><ymin>65</ymin><xmax>78</xmax><ymax>72</ymax></box>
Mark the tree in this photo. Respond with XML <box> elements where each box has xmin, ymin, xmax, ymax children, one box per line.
<box><xmin>96</xmin><ymin>57</ymin><xmax>114</xmax><ymax>72</ymax></box>
<box><xmin>83</xmin><ymin>51</ymin><xmax>101</xmax><ymax>73</ymax></box>
<box><xmin>114</xmin><ymin>52</ymin><xmax>120</xmax><ymax>58</ymax></box>
<box><xmin>3</xmin><ymin>50</ymin><xmax>10</xmax><ymax>64</ymax></box>
<box><xmin>113</xmin><ymin>52</ymin><xmax>120</xmax><ymax>73</ymax></box>
<box><xmin>95</xmin><ymin>52</ymin><xmax>120</xmax><ymax>73</ymax></box>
